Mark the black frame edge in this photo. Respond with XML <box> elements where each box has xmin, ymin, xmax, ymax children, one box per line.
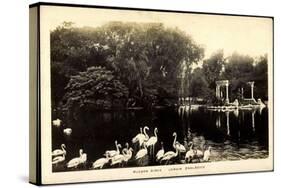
<box><xmin>29</xmin><ymin>2</ymin><xmax>273</xmax><ymax>19</ymax></box>
<box><xmin>36</xmin><ymin>5</ymin><xmax>42</xmax><ymax>185</ymax></box>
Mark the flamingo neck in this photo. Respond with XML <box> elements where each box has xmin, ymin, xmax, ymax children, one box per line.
<box><xmin>173</xmin><ymin>134</ymin><xmax>177</xmax><ymax>147</ymax></box>
<box><xmin>175</xmin><ymin>148</ymin><xmax>179</xmax><ymax>156</ymax></box>
<box><xmin>61</xmin><ymin>145</ymin><xmax>66</xmax><ymax>151</ymax></box>
<box><xmin>115</xmin><ymin>142</ymin><xmax>119</xmax><ymax>151</ymax></box>
<box><xmin>190</xmin><ymin>144</ymin><xmax>194</xmax><ymax>151</ymax></box>
<box><xmin>143</xmin><ymin>144</ymin><xmax>147</xmax><ymax>150</ymax></box>
<box><xmin>144</xmin><ymin>127</ymin><xmax>148</xmax><ymax>137</ymax></box>
<box><xmin>154</xmin><ymin>128</ymin><xmax>158</xmax><ymax>137</ymax></box>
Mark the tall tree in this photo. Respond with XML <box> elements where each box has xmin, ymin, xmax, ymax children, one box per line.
<box><xmin>223</xmin><ymin>53</ymin><xmax>254</xmax><ymax>100</ymax></box>
<box><xmin>202</xmin><ymin>50</ymin><xmax>225</xmax><ymax>89</ymax></box>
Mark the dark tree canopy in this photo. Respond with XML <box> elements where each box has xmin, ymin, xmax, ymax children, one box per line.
<box><xmin>51</xmin><ymin>21</ymin><xmax>268</xmax><ymax>112</ymax></box>
<box><xmin>63</xmin><ymin>66</ymin><xmax>129</xmax><ymax>110</ymax></box>
<box><xmin>202</xmin><ymin>50</ymin><xmax>225</xmax><ymax>89</ymax></box>
<box><xmin>51</xmin><ymin>21</ymin><xmax>204</xmax><ymax>109</ymax></box>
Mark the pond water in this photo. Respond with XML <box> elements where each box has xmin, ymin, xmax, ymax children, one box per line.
<box><xmin>52</xmin><ymin>106</ymin><xmax>268</xmax><ymax>172</ymax></box>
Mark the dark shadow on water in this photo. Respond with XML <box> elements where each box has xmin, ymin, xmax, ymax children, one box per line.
<box><xmin>52</xmin><ymin>107</ymin><xmax>269</xmax><ymax>172</ymax></box>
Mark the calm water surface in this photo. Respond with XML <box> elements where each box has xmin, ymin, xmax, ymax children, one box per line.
<box><xmin>52</xmin><ymin>106</ymin><xmax>268</xmax><ymax>172</ymax></box>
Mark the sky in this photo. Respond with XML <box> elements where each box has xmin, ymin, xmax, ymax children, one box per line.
<box><xmin>43</xmin><ymin>6</ymin><xmax>273</xmax><ymax>60</ymax></box>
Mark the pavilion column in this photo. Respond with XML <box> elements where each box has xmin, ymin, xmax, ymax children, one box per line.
<box><xmin>250</xmin><ymin>83</ymin><xmax>254</xmax><ymax>99</ymax></box>
<box><xmin>225</xmin><ymin>84</ymin><xmax>229</xmax><ymax>103</ymax></box>
<box><xmin>215</xmin><ymin>85</ymin><xmax>218</xmax><ymax>98</ymax></box>
<box><xmin>216</xmin><ymin>85</ymin><xmax>220</xmax><ymax>99</ymax></box>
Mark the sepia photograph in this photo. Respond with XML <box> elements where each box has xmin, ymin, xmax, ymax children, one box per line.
<box><xmin>34</xmin><ymin>5</ymin><xmax>273</xmax><ymax>182</ymax></box>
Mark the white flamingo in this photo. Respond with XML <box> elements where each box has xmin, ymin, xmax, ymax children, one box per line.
<box><xmin>80</xmin><ymin>152</ymin><xmax>87</xmax><ymax>166</ymax></box>
<box><xmin>122</xmin><ymin>143</ymin><xmax>130</xmax><ymax>154</ymax></box>
<box><xmin>134</xmin><ymin>126</ymin><xmax>150</xmax><ymax>147</ymax></box>
<box><xmin>92</xmin><ymin>153</ymin><xmax>110</xmax><ymax>169</ymax></box>
<box><xmin>104</xmin><ymin>141</ymin><xmax>122</xmax><ymax>158</ymax></box>
<box><xmin>203</xmin><ymin>146</ymin><xmax>212</xmax><ymax>162</ymax></box>
<box><xmin>135</xmin><ymin>144</ymin><xmax>148</xmax><ymax>160</ymax></box>
<box><xmin>156</xmin><ymin>142</ymin><xmax>165</xmax><ymax>162</ymax></box>
<box><xmin>63</xmin><ymin>128</ymin><xmax>72</xmax><ymax>136</ymax></box>
<box><xmin>194</xmin><ymin>148</ymin><xmax>204</xmax><ymax>159</ymax></box>
<box><xmin>52</xmin><ymin>144</ymin><xmax>66</xmax><ymax>157</ymax></box>
<box><xmin>110</xmin><ymin>154</ymin><xmax>125</xmax><ymax>166</ymax></box>
<box><xmin>145</xmin><ymin>128</ymin><xmax>158</xmax><ymax>156</ymax></box>
<box><xmin>52</xmin><ymin>153</ymin><xmax>65</xmax><ymax>165</ymax></box>
<box><xmin>140</xmin><ymin>126</ymin><xmax>150</xmax><ymax>146</ymax></box>
<box><xmin>172</xmin><ymin>132</ymin><xmax>186</xmax><ymax>153</ymax></box>
<box><xmin>67</xmin><ymin>149</ymin><xmax>85</xmax><ymax>168</ymax></box>
<box><xmin>160</xmin><ymin>148</ymin><xmax>179</xmax><ymax>165</ymax></box>
<box><xmin>123</xmin><ymin>148</ymin><xmax>133</xmax><ymax>164</ymax></box>
<box><xmin>52</xmin><ymin>118</ymin><xmax>62</xmax><ymax>127</ymax></box>
<box><xmin>132</xmin><ymin>127</ymin><xmax>144</xmax><ymax>143</ymax></box>
<box><xmin>185</xmin><ymin>142</ymin><xmax>195</xmax><ymax>163</ymax></box>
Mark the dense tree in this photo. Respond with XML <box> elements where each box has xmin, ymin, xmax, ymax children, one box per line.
<box><xmin>223</xmin><ymin>53</ymin><xmax>255</xmax><ymax>100</ymax></box>
<box><xmin>202</xmin><ymin>50</ymin><xmax>225</xmax><ymax>89</ymax></box>
<box><xmin>51</xmin><ymin>22</ymin><xmax>204</xmax><ymax>109</ymax></box>
<box><xmin>189</xmin><ymin>68</ymin><xmax>212</xmax><ymax>100</ymax></box>
<box><xmin>62</xmin><ymin>66</ymin><xmax>128</xmax><ymax>114</ymax></box>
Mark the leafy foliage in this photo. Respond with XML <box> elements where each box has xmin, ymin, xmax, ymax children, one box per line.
<box><xmin>62</xmin><ymin>66</ymin><xmax>128</xmax><ymax>110</ymax></box>
<box><xmin>51</xmin><ymin>22</ymin><xmax>204</xmax><ymax>109</ymax></box>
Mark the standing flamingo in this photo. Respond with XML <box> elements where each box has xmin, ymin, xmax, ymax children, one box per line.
<box><xmin>80</xmin><ymin>152</ymin><xmax>87</xmax><ymax>167</ymax></box>
<box><xmin>135</xmin><ymin>144</ymin><xmax>148</xmax><ymax>160</ymax></box>
<box><xmin>145</xmin><ymin>128</ymin><xmax>158</xmax><ymax>157</ymax></box>
<box><xmin>172</xmin><ymin>132</ymin><xmax>186</xmax><ymax>153</ymax></box>
<box><xmin>104</xmin><ymin>140</ymin><xmax>122</xmax><ymax>157</ymax></box>
<box><xmin>156</xmin><ymin>142</ymin><xmax>165</xmax><ymax>162</ymax></box>
<box><xmin>160</xmin><ymin>147</ymin><xmax>179</xmax><ymax>165</ymax></box>
<box><xmin>52</xmin><ymin>153</ymin><xmax>65</xmax><ymax>165</ymax></box>
<box><xmin>52</xmin><ymin>144</ymin><xmax>66</xmax><ymax>157</ymax></box>
<box><xmin>67</xmin><ymin>149</ymin><xmax>85</xmax><ymax>168</ymax></box>
<box><xmin>110</xmin><ymin>153</ymin><xmax>125</xmax><ymax>167</ymax></box>
<box><xmin>132</xmin><ymin>127</ymin><xmax>144</xmax><ymax>143</ymax></box>
<box><xmin>122</xmin><ymin>143</ymin><xmax>130</xmax><ymax>154</ymax></box>
<box><xmin>92</xmin><ymin>153</ymin><xmax>110</xmax><ymax>169</ymax></box>
<box><xmin>185</xmin><ymin>142</ymin><xmax>195</xmax><ymax>163</ymax></box>
<box><xmin>138</xmin><ymin>126</ymin><xmax>150</xmax><ymax>147</ymax></box>
<box><xmin>203</xmin><ymin>146</ymin><xmax>212</xmax><ymax>162</ymax></box>
<box><xmin>123</xmin><ymin>148</ymin><xmax>133</xmax><ymax>165</ymax></box>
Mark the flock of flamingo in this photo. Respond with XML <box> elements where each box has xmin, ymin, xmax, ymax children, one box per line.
<box><xmin>52</xmin><ymin>119</ymin><xmax>212</xmax><ymax>170</ymax></box>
